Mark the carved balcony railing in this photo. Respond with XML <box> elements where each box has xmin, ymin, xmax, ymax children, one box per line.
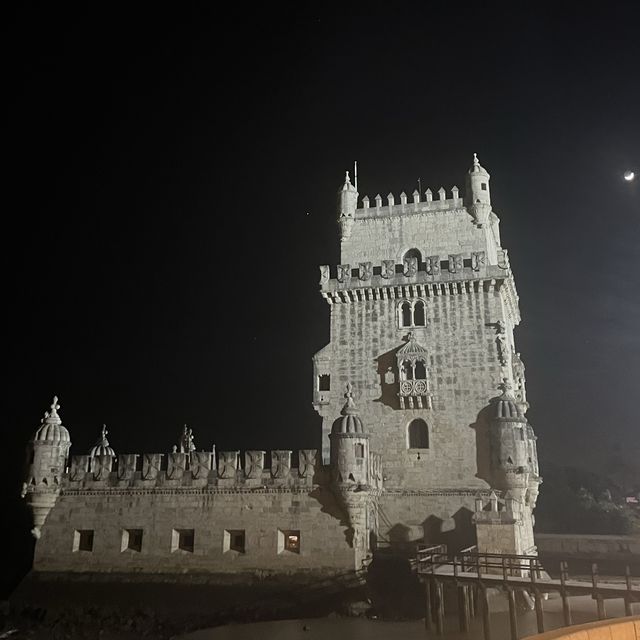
<box><xmin>399</xmin><ymin>379</ymin><xmax>433</xmax><ymax>410</ymax></box>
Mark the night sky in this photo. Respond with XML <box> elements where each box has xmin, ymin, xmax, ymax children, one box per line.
<box><xmin>2</xmin><ymin>4</ymin><xmax>639</xmax><ymax>593</ymax></box>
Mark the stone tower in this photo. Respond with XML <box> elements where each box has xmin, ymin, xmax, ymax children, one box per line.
<box><xmin>314</xmin><ymin>155</ymin><xmax>541</xmax><ymax>553</ymax></box>
<box><xmin>22</xmin><ymin>397</ymin><xmax>71</xmax><ymax>538</ymax></box>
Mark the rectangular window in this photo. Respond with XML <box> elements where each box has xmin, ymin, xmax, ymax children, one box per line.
<box><xmin>278</xmin><ymin>529</ymin><xmax>301</xmax><ymax>554</ymax></box>
<box><xmin>121</xmin><ymin>528</ymin><xmax>143</xmax><ymax>552</ymax></box>
<box><xmin>73</xmin><ymin>529</ymin><xmax>94</xmax><ymax>552</ymax></box>
<box><xmin>223</xmin><ymin>529</ymin><xmax>246</xmax><ymax>553</ymax></box>
<box><xmin>171</xmin><ymin>528</ymin><xmax>195</xmax><ymax>553</ymax></box>
<box><xmin>481</xmin><ymin>183</ymin><xmax>487</xmax><ymax>191</ymax></box>
<box><xmin>318</xmin><ymin>374</ymin><xmax>330</xmax><ymax>391</ymax></box>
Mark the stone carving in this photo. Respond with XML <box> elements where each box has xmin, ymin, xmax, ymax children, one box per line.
<box><xmin>319</xmin><ymin>265</ymin><xmax>330</xmax><ymax>286</ymax></box>
<box><xmin>218</xmin><ymin>451</ymin><xmax>239</xmax><ymax>479</ymax></box>
<box><xmin>190</xmin><ymin>451</ymin><xmax>213</xmax><ymax>479</ymax></box>
<box><xmin>384</xmin><ymin>367</ymin><xmax>395</xmax><ymax>384</ymax></box>
<box><xmin>167</xmin><ymin>452</ymin><xmax>187</xmax><ymax>479</ymax></box>
<box><xmin>298</xmin><ymin>449</ymin><xmax>317</xmax><ymax>478</ymax></box>
<box><xmin>337</xmin><ymin>264</ymin><xmax>351</xmax><ymax>283</ymax></box>
<box><xmin>178</xmin><ymin>425</ymin><xmax>196</xmax><ymax>453</ymax></box>
<box><xmin>142</xmin><ymin>453</ymin><xmax>163</xmax><ymax>480</ymax></box>
<box><xmin>117</xmin><ymin>454</ymin><xmax>138</xmax><ymax>480</ymax></box>
<box><xmin>382</xmin><ymin>260</ymin><xmax>395</xmax><ymax>279</ymax></box>
<box><xmin>471</xmin><ymin>251</ymin><xmax>486</xmax><ymax>271</ymax></box>
<box><xmin>358</xmin><ymin>262</ymin><xmax>372</xmax><ymax>281</ymax></box>
<box><xmin>449</xmin><ymin>254</ymin><xmax>463</xmax><ymax>273</ymax></box>
<box><xmin>495</xmin><ymin>321</ymin><xmax>508</xmax><ymax>365</ymax></box>
<box><xmin>497</xmin><ymin>248</ymin><xmax>510</xmax><ymax>269</ymax></box>
<box><xmin>92</xmin><ymin>454</ymin><xmax>113</xmax><ymax>481</ymax></box>
<box><xmin>70</xmin><ymin>455</ymin><xmax>90</xmax><ymax>481</ymax></box>
<box><xmin>426</xmin><ymin>255</ymin><xmax>440</xmax><ymax>276</ymax></box>
<box><xmin>245</xmin><ymin>450</ymin><xmax>265</xmax><ymax>479</ymax></box>
<box><xmin>403</xmin><ymin>256</ymin><xmax>417</xmax><ymax>277</ymax></box>
<box><xmin>271</xmin><ymin>450</ymin><xmax>292</xmax><ymax>479</ymax></box>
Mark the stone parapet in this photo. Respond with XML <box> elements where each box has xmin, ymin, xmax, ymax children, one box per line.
<box><xmin>65</xmin><ymin>449</ymin><xmax>322</xmax><ymax>491</ymax></box>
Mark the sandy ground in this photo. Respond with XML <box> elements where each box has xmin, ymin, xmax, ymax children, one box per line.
<box><xmin>176</xmin><ymin>596</ymin><xmax>640</xmax><ymax>640</ymax></box>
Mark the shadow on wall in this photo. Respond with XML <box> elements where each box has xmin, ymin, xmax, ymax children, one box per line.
<box><xmin>374</xmin><ymin>344</ymin><xmax>403</xmax><ymax>410</ymax></box>
<box><xmin>382</xmin><ymin>508</ymin><xmax>476</xmax><ymax>555</ymax></box>
<box><xmin>470</xmin><ymin>404</ymin><xmax>494</xmax><ymax>486</ymax></box>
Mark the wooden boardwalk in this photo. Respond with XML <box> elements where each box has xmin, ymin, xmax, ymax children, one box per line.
<box><xmin>413</xmin><ymin>546</ymin><xmax>639</xmax><ymax>640</ymax></box>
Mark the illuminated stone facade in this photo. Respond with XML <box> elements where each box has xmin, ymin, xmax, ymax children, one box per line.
<box><xmin>21</xmin><ymin>156</ymin><xmax>541</xmax><ymax>581</ymax></box>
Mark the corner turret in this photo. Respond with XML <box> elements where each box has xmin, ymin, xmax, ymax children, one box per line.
<box><xmin>337</xmin><ymin>171</ymin><xmax>358</xmax><ymax>240</ymax></box>
<box><xmin>22</xmin><ymin>396</ymin><xmax>72</xmax><ymax>538</ymax></box>
<box><xmin>487</xmin><ymin>380</ymin><xmax>540</xmax><ymax>505</ymax></box>
<box><xmin>465</xmin><ymin>153</ymin><xmax>492</xmax><ymax>227</ymax></box>
<box><xmin>329</xmin><ymin>383</ymin><xmax>371</xmax><ymax>563</ymax></box>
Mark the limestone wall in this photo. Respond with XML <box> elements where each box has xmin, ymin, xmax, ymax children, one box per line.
<box><xmin>314</xmin><ymin>281</ymin><xmax>512</xmax><ymax>488</ymax></box>
<box><xmin>34</xmin><ymin>485</ymin><xmax>356</xmax><ymax>575</ymax></box>
<box><xmin>340</xmin><ymin>205</ymin><xmax>500</xmax><ymax>266</ymax></box>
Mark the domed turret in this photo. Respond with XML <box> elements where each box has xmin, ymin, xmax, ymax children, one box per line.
<box><xmin>487</xmin><ymin>380</ymin><xmax>540</xmax><ymax>502</ymax></box>
<box><xmin>337</xmin><ymin>171</ymin><xmax>358</xmax><ymax>239</ymax></box>
<box><xmin>465</xmin><ymin>153</ymin><xmax>492</xmax><ymax>227</ymax></box>
<box><xmin>89</xmin><ymin>425</ymin><xmax>115</xmax><ymax>457</ymax></box>
<box><xmin>23</xmin><ymin>396</ymin><xmax>72</xmax><ymax>538</ymax></box>
<box><xmin>329</xmin><ymin>384</ymin><xmax>372</xmax><ymax>562</ymax></box>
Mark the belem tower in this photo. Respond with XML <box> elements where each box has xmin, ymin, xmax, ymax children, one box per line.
<box><xmin>21</xmin><ymin>155</ymin><xmax>541</xmax><ymax>580</ymax></box>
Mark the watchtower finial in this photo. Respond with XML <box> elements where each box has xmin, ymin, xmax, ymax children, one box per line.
<box><xmin>473</xmin><ymin>152</ymin><xmax>479</xmax><ymax>166</ymax></box>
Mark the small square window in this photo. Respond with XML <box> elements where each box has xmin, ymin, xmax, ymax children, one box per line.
<box><xmin>172</xmin><ymin>528</ymin><xmax>195</xmax><ymax>553</ymax></box>
<box><xmin>73</xmin><ymin>529</ymin><xmax>94</xmax><ymax>552</ymax></box>
<box><xmin>278</xmin><ymin>529</ymin><xmax>300</xmax><ymax>554</ymax></box>
<box><xmin>121</xmin><ymin>528</ymin><xmax>143</xmax><ymax>552</ymax></box>
<box><xmin>223</xmin><ymin>529</ymin><xmax>246</xmax><ymax>553</ymax></box>
<box><xmin>481</xmin><ymin>183</ymin><xmax>487</xmax><ymax>191</ymax></box>
<box><xmin>318</xmin><ymin>374</ymin><xmax>330</xmax><ymax>392</ymax></box>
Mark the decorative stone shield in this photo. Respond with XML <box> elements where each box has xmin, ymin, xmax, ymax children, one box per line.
<box><xmin>142</xmin><ymin>453</ymin><xmax>163</xmax><ymax>480</ymax></box>
<box><xmin>358</xmin><ymin>262</ymin><xmax>372</xmax><ymax>281</ymax></box>
<box><xmin>167</xmin><ymin>452</ymin><xmax>186</xmax><ymax>479</ymax></box>
<box><xmin>471</xmin><ymin>251</ymin><xmax>485</xmax><ymax>271</ymax></box>
<box><xmin>92</xmin><ymin>454</ymin><xmax>114</xmax><ymax>481</ymax></box>
<box><xmin>337</xmin><ymin>264</ymin><xmax>351</xmax><ymax>283</ymax></box>
<box><xmin>426</xmin><ymin>256</ymin><xmax>440</xmax><ymax>276</ymax></box>
<box><xmin>245</xmin><ymin>450</ymin><xmax>265</xmax><ymax>479</ymax></box>
<box><xmin>298</xmin><ymin>449</ymin><xmax>317</xmax><ymax>478</ymax></box>
<box><xmin>270</xmin><ymin>450</ymin><xmax>292</xmax><ymax>479</ymax></box>
<box><xmin>382</xmin><ymin>260</ymin><xmax>395</xmax><ymax>279</ymax></box>
<box><xmin>190</xmin><ymin>451</ymin><xmax>213</xmax><ymax>479</ymax></box>
<box><xmin>448</xmin><ymin>254</ymin><xmax>463</xmax><ymax>273</ymax></box>
<box><xmin>70</xmin><ymin>455</ymin><xmax>90</xmax><ymax>481</ymax></box>
<box><xmin>117</xmin><ymin>454</ymin><xmax>138</xmax><ymax>480</ymax></box>
<box><xmin>403</xmin><ymin>256</ymin><xmax>417</xmax><ymax>277</ymax></box>
<box><xmin>218</xmin><ymin>451</ymin><xmax>239</xmax><ymax>479</ymax></box>
<box><xmin>319</xmin><ymin>265</ymin><xmax>330</xmax><ymax>286</ymax></box>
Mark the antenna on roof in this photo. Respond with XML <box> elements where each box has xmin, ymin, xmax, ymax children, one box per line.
<box><xmin>354</xmin><ymin>160</ymin><xmax>358</xmax><ymax>192</ymax></box>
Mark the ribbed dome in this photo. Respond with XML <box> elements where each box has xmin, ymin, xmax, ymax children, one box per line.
<box><xmin>89</xmin><ymin>425</ymin><xmax>116</xmax><ymax>457</ymax></box>
<box><xmin>492</xmin><ymin>380</ymin><xmax>526</xmax><ymax>421</ymax></box>
<box><xmin>33</xmin><ymin>396</ymin><xmax>71</xmax><ymax>443</ymax></box>
<box><xmin>331</xmin><ymin>383</ymin><xmax>366</xmax><ymax>435</ymax></box>
<box><xmin>398</xmin><ymin>332</ymin><xmax>427</xmax><ymax>355</ymax></box>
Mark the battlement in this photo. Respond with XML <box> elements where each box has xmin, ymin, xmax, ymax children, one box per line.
<box><xmin>64</xmin><ymin>449</ymin><xmax>322</xmax><ymax>491</ymax></box>
<box><xmin>355</xmin><ymin>186</ymin><xmax>464</xmax><ymax>220</ymax></box>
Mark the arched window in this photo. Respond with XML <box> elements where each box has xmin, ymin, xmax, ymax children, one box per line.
<box><xmin>414</xmin><ymin>300</ymin><xmax>426</xmax><ymax>326</ymax></box>
<box><xmin>403</xmin><ymin>248</ymin><xmax>422</xmax><ymax>264</ymax></box>
<box><xmin>401</xmin><ymin>301</ymin><xmax>412</xmax><ymax>327</ymax></box>
<box><xmin>414</xmin><ymin>360</ymin><xmax>427</xmax><ymax>380</ymax></box>
<box><xmin>408</xmin><ymin>419</ymin><xmax>429</xmax><ymax>449</ymax></box>
<box><xmin>401</xmin><ymin>360</ymin><xmax>414</xmax><ymax>381</ymax></box>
